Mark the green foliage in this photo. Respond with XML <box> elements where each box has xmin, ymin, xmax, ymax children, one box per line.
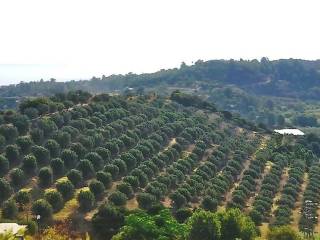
<box><xmin>67</xmin><ymin>169</ymin><xmax>83</xmax><ymax>187</ymax></box>
<box><xmin>112</xmin><ymin>209</ymin><xmax>186</xmax><ymax>240</ymax></box>
<box><xmin>14</xmin><ymin>190</ymin><xmax>31</xmax><ymax>208</ymax></box>
<box><xmin>22</xmin><ymin>154</ymin><xmax>38</xmax><ymax>175</ymax></box>
<box><xmin>89</xmin><ymin>180</ymin><xmax>105</xmax><ymax>199</ymax></box>
<box><xmin>38</xmin><ymin>167</ymin><xmax>53</xmax><ymax>187</ymax></box>
<box><xmin>137</xmin><ymin>193</ymin><xmax>157</xmax><ymax>210</ymax></box>
<box><xmin>96</xmin><ymin>171</ymin><xmax>112</xmax><ymax>188</ymax></box>
<box><xmin>92</xmin><ymin>204</ymin><xmax>125</xmax><ymax>239</ymax></box>
<box><xmin>44</xmin><ymin>189</ymin><xmax>64</xmax><ymax>212</ymax></box>
<box><xmin>31</xmin><ymin>199</ymin><xmax>53</xmax><ymax>222</ymax></box>
<box><xmin>108</xmin><ymin>191</ymin><xmax>127</xmax><ymax>206</ymax></box>
<box><xmin>0</xmin><ymin>178</ymin><xmax>12</xmax><ymax>203</ymax></box>
<box><xmin>50</xmin><ymin>158</ymin><xmax>64</xmax><ymax>176</ymax></box>
<box><xmin>9</xmin><ymin>168</ymin><xmax>26</xmax><ymax>188</ymax></box>
<box><xmin>0</xmin><ymin>155</ymin><xmax>9</xmax><ymax>176</ymax></box>
<box><xmin>1</xmin><ymin>199</ymin><xmax>18</xmax><ymax>219</ymax></box>
<box><xmin>267</xmin><ymin>226</ymin><xmax>302</xmax><ymax>240</ymax></box>
<box><xmin>56</xmin><ymin>179</ymin><xmax>75</xmax><ymax>200</ymax></box>
<box><xmin>186</xmin><ymin>210</ymin><xmax>221</xmax><ymax>240</ymax></box>
<box><xmin>77</xmin><ymin>189</ymin><xmax>95</xmax><ymax>212</ymax></box>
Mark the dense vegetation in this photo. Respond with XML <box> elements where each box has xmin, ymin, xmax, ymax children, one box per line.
<box><xmin>0</xmin><ymin>91</ymin><xmax>317</xmax><ymax>239</ymax></box>
<box><xmin>1</xmin><ymin>58</ymin><xmax>320</xmax><ymax>130</ymax></box>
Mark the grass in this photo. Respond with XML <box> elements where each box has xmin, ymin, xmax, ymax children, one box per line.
<box><xmin>53</xmin><ymin>188</ymin><xmax>85</xmax><ymax>221</ymax></box>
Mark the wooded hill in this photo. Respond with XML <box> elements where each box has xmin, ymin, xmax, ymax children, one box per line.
<box><xmin>0</xmin><ymin>91</ymin><xmax>318</xmax><ymax>239</ymax></box>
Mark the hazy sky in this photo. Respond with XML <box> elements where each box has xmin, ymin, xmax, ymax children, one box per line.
<box><xmin>0</xmin><ymin>0</ymin><xmax>319</xmax><ymax>85</ymax></box>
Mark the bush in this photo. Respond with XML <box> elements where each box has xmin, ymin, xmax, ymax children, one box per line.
<box><xmin>0</xmin><ymin>178</ymin><xmax>12</xmax><ymax>203</ymax></box>
<box><xmin>50</xmin><ymin>158</ymin><xmax>64</xmax><ymax>176</ymax></box>
<box><xmin>186</xmin><ymin>210</ymin><xmax>221</xmax><ymax>240</ymax></box>
<box><xmin>123</xmin><ymin>176</ymin><xmax>139</xmax><ymax>190</ymax></box>
<box><xmin>85</xmin><ymin>152</ymin><xmax>104</xmax><ymax>171</ymax></box>
<box><xmin>22</xmin><ymin>154</ymin><xmax>38</xmax><ymax>175</ymax></box>
<box><xmin>17</xmin><ymin>136</ymin><xmax>33</xmax><ymax>154</ymax></box>
<box><xmin>267</xmin><ymin>226</ymin><xmax>302</xmax><ymax>240</ymax></box>
<box><xmin>96</xmin><ymin>171</ymin><xmax>112</xmax><ymax>188</ymax></box>
<box><xmin>14</xmin><ymin>190</ymin><xmax>31</xmax><ymax>209</ymax></box>
<box><xmin>175</xmin><ymin>208</ymin><xmax>193</xmax><ymax>223</ymax></box>
<box><xmin>108</xmin><ymin>191</ymin><xmax>127</xmax><ymax>206</ymax></box>
<box><xmin>61</xmin><ymin>149</ymin><xmax>78</xmax><ymax>169</ymax></box>
<box><xmin>5</xmin><ymin>145</ymin><xmax>20</xmax><ymax>164</ymax></box>
<box><xmin>78</xmin><ymin>189</ymin><xmax>95</xmax><ymax>212</ymax></box>
<box><xmin>31</xmin><ymin>199</ymin><xmax>53</xmax><ymax>222</ymax></box>
<box><xmin>137</xmin><ymin>193</ymin><xmax>156</xmax><ymax>210</ymax></box>
<box><xmin>201</xmin><ymin>196</ymin><xmax>218</xmax><ymax>211</ymax></box>
<box><xmin>31</xmin><ymin>145</ymin><xmax>50</xmax><ymax>166</ymax></box>
<box><xmin>44</xmin><ymin>190</ymin><xmax>64</xmax><ymax>212</ymax></box>
<box><xmin>92</xmin><ymin>204</ymin><xmax>125</xmax><ymax>239</ymax></box>
<box><xmin>116</xmin><ymin>182</ymin><xmax>134</xmax><ymax>199</ymax></box>
<box><xmin>104</xmin><ymin>164</ymin><xmax>119</xmax><ymax>180</ymax></box>
<box><xmin>2</xmin><ymin>199</ymin><xmax>18</xmax><ymax>219</ymax></box>
<box><xmin>44</xmin><ymin>139</ymin><xmax>60</xmax><ymax>158</ymax></box>
<box><xmin>10</xmin><ymin>168</ymin><xmax>26</xmax><ymax>188</ymax></box>
<box><xmin>0</xmin><ymin>155</ymin><xmax>9</xmax><ymax>176</ymax></box>
<box><xmin>67</xmin><ymin>169</ymin><xmax>83</xmax><ymax>187</ymax></box>
<box><xmin>78</xmin><ymin>159</ymin><xmax>95</xmax><ymax>179</ymax></box>
<box><xmin>56</xmin><ymin>179</ymin><xmax>75</xmax><ymax>200</ymax></box>
<box><xmin>89</xmin><ymin>180</ymin><xmax>105</xmax><ymax>198</ymax></box>
<box><xmin>38</xmin><ymin>167</ymin><xmax>53</xmax><ymax>188</ymax></box>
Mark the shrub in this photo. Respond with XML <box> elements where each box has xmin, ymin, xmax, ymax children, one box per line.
<box><xmin>50</xmin><ymin>158</ymin><xmax>64</xmax><ymax>176</ymax></box>
<box><xmin>14</xmin><ymin>190</ymin><xmax>31</xmax><ymax>209</ymax></box>
<box><xmin>16</xmin><ymin>136</ymin><xmax>33</xmax><ymax>154</ymax></box>
<box><xmin>108</xmin><ymin>191</ymin><xmax>127</xmax><ymax>206</ymax></box>
<box><xmin>56</xmin><ymin>179</ymin><xmax>75</xmax><ymax>200</ymax></box>
<box><xmin>89</xmin><ymin>180</ymin><xmax>105</xmax><ymax>199</ymax></box>
<box><xmin>116</xmin><ymin>182</ymin><xmax>134</xmax><ymax>199</ymax></box>
<box><xmin>85</xmin><ymin>152</ymin><xmax>104</xmax><ymax>171</ymax></box>
<box><xmin>137</xmin><ymin>193</ymin><xmax>156</xmax><ymax>210</ymax></box>
<box><xmin>78</xmin><ymin>189</ymin><xmax>95</xmax><ymax>212</ymax></box>
<box><xmin>78</xmin><ymin>159</ymin><xmax>95</xmax><ymax>179</ymax></box>
<box><xmin>2</xmin><ymin>199</ymin><xmax>18</xmax><ymax>219</ymax></box>
<box><xmin>10</xmin><ymin>168</ymin><xmax>26</xmax><ymax>188</ymax></box>
<box><xmin>44</xmin><ymin>190</ymin><xmax>64</xmax><ymax>212</ymax></box>
<box><xmin>38</xmin><ymin>167</ymin><xmax>53</xmax><ymax>188</ymax></box>
<box><xmin>61</xmin><ymin>149</ymin><xmax>78</xmax><ymax>169</ymax></box>
<box><xmin>5</xmin><ymin>145</ymin><xmax>20</xmax><ymax>164</ymax></box>
<box><xmin>31</xmin><ymin>199</ymin><xmax>53</xmax><ymax>222</ymax></box>
<box><xmin>0</xmin><ymin>178</ymin><xmax>12</xmax><ymax>203</ymax></box>
<box><xmin>96</xmin><ymin>171</ymin><xmax>112</xmax><ymax>188</ymax></box>
<box><xmin>31</xmin><ymin>145</ymin><xmax>50</xmax><ymax>166</ymax></box>
<box><xmin>0</xmin><ymin>155</ymin><xmax>9</xmax><ymax>176</ymax></box>
<box><xmin>67</xmin><ymin>169</ymin><xmax>83</xmax><ymax>187</ymax></box>
<box><xmin>22</xmin><ymin>154</ymin><xmax>38</xmax><ymax>175</ymax></box>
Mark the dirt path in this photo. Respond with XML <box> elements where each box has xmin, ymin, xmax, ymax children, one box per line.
<box><xmin>244</xmin><ymin>161</ymin><xmax>272</xmax><ymax>213</ymax></box>
<box><xmin>291</xmin><ymin>172</ymin><xmax>308</xmax><ymax>231</ymax></box>
<box><xmin>160</xmin><ymin>146</ymin><xmax>215</xmax><ymax>208</ymax></box>
<box><xmin>268</xmin><ymin>167</ymin><xmax>289</xmax><ymax>225</ymax></box>
<box><xmin>219</xmin><ymin>157</ymin><xmax>252</xmax><ymax>209</ymax></box>
<box><xmin>84</xmin><ymin>139</ymin><xmax>191</xmax><ymax>220</ymax></box>
<box><xmin>220</xmin><ymin>136</ymin><xmax>267</xmax><ymax>208</ymax></box>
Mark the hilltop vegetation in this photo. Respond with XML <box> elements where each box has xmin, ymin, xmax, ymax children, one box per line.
<box><xmin>1</xmin><ymin>58</ymin><xmax>320</xmax><ymax>130</ymax></box>
<box><xmin>0</xmin><ymin>91</ymin><xmax>318</xmax><ymax>239</ymax></box>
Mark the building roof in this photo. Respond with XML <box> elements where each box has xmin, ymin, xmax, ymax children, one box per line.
<box><xmin>0</xmin><ymin>223</ymin><xmax>26</xmax><ymax>235</ymax></box>
<box><xmin>274</xmin><ymin>128</ymin><xmax>305</xmax><ymax>136</ymax></box>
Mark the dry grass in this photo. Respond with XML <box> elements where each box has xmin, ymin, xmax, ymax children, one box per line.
<box><xmin>53</xmin><ymin>188</ymin><xmax>84</xmax><ymax>221</ymax></box>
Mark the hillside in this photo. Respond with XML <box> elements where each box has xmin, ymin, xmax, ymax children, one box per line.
<box><xmin>1</xmin><ymin>58</ymin><xmax>320</xmax><ymax>131</ymax></box>
<box><xmin>0</xmin><ymin>91</ymin><xmax>318</xmax><ymax>239</ymax></box>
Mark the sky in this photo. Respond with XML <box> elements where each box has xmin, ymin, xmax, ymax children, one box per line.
<box><xmin>0</xmin><ymin>0</ymin><xmax>319</xmax><ymax>85</ymax></box>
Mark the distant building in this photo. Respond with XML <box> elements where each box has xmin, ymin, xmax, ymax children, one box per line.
<box><xmin>274</xmin><ymin>128</ymin><xmax>305</xmax><ymax>136</ymax></box>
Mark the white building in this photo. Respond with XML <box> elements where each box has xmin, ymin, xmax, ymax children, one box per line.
<box><xmin>274</xmin><ymin>128</ymin><xmax>305</xmax><ymax>136</ymax></box>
